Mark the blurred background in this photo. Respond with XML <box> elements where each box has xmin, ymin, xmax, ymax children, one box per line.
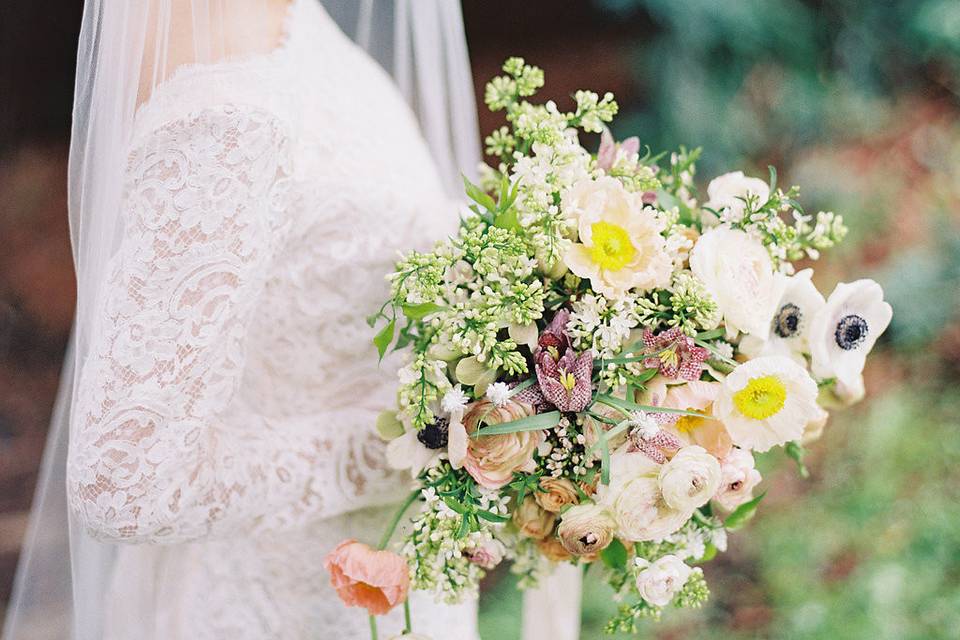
<box><xmin>1</xmin><ymin>1</ymin><xmax>958</xmax><ymax>638</ymax></box>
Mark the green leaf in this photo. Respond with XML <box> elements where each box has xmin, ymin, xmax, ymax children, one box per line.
<box><xmin>462</xmin><ymin>174</ymin><xmax>497</xmax><ymax>212</ymax></box>
<box><xmin>724</xmin><ymin>491</ymin><xmax>766</xmax><ymax>531</ymax></box>
<box><xmin>375</xmin><ymin>411</ymin><xmax>405</xmax><ymax>440</ymax></box>
<box><xmin>455</xmin><ymin>513</ymin><xmax>472</xmax><ymax>539</ymax></box>
<box><xmin>767</xmin><ymin>165</ymin><xmax>778</xmax><ymax>195</ymax></box>
<box><xmin>443</xmin><ymin>497</ymin><xmax>468</xmax><ymax>515</ymax></box>
<box><xmin>585</xmin><ymin>418</ymin><xmax>632</xmax><ymax>458</ymax></box>
<box><xmin>655</xmin><ymin>189</ymin><xmax>679</xmax><ymax>212</ymax></box>
<box><xmin>696</xmin><ymin>542</ymin><xmax>718</xmax><ymax>564</ymax></box>
<box><xmin>493</xmin><ymin>206</ymin><xmax>520</xmax><ymax>231</ymax></box>
<box><xmin>373</xmin><ymin>318</ymin><xmax>396</xmax><ymax>361</ymax></box>
<box><xmin>593</xmin><ymin>394</ymin><xmax>713</xmax><ymax>419</ymax></box>
<box><xmin>592</xmin><ymin>421</ymin><xmax>611</xmax><ymax>486</ymax></box>
<box><xmin>506</xmin><ymin>377</ymin><xmax>537</xmax><ymax>397</ymax></box>
<box><xmin>476</xmin><ymin>509</ymin><xmax>509</xmax><ymax>523</ymax></box>
<box><xmin>695</xmin><ymin>328</ymin><xmax>725</xmax><ymax>341</ymax></box>
<box><xmin>785</xmin><ymin>441</ymin><xmax>810</xmax><ymax>479</ymax></box>
<box><xmin>401</xmin><ymin>302</ymin><xmax>444</xmax><ymax>319</ymax></box>
<box><xmin>600</xmin><ymin>538</ymin><xmax>627</xmax><ymax>570</ymax></box>
<box><xmin>475</xmin><ymin>410</ymin><xmax>561</xmax><ymax>436</ymax></box>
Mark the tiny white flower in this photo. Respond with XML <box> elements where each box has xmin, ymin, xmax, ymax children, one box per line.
<box><xmin>634</xmin><ymin>554</ymin><xmax>693</xmax><ymax>607</ymax></box>
<box><xmin>486</xmin><ymin>382</ymin><xmax>512</xmax><ymax>408</ymax></box>
<box><xmin>628</xmin><ymin>412</ymin><xmax>660</xmax><ymax>439</ymax></box>
<box><xmin>441</xmin><ymin>385</ymin><xmax>469</xmax><ymax>414</ymax></box>
<box><xmin>808</xmin><ymin>279</ymin><xmax>892</xmax><ymax>399</ymax></box>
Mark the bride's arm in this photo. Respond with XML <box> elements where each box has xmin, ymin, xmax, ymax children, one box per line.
<box><xmin>67</xmin><ymin>105</ymin><xmax>403</xmax><ymax>544</ymax></box>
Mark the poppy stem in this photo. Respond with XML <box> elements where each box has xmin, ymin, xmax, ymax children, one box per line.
<box><xmin>369</xmin><ymin>614</ymin><xmax>378</xmax><ymax>640</ymax></box>
<box><xmin>377</xmin><ymin>489</ymin><xmax>420</xmax><ymax>550</ymax></box>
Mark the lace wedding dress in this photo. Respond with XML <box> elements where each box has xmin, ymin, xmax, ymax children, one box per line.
<box><xmin>64</xmin><ymin>0</ymin><xmax>478</xmax><ymax>637</ymax></box>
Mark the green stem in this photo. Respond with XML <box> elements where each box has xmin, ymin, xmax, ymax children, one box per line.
<box><xmin>378</xmin><ymin>489</ymin><xmax>421</xmax><ymax>550</ymax></box>
<box><xmin>403</xmin><ymin>600</ymin><xmax>412</xmax><ymax>633</ymax></box>
<box><xmin>369</xmin><ymin>614</ymin><xmax>379</xmax><ymax>640</ymax></box>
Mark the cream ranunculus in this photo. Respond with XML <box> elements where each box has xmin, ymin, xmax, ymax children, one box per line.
<box><xmin>557</xmin><ymin>503</ymin><xmax>616</xmax><ymax>556</ymax></box>
<box><xmin>713</xmin><ymin>447</ymin><xmax>762</xmax><ymax>512</ymax></box>
<box><xmin>462</xmin><ymin>399</ymin><xmax>542</xmax><ymax>490</ymax></box>
<box><xmin>808</xmin><ymin>279</ymin><xmax>892</xmax><ymax>397</ymax></box>
<box><xmin>715</xmin><ymin>356</ymin><xmax>820</xmax><ymax>452</ymax></box>
<box><xmin>658</xmin><ymin>446</ymin><xmax>722</xmax><ymax>512</ymax></box>
<box><xmin>689</xmin><ymin>227</ymin><xmax>787</xmax><ymax>339</ymax></box>
<box><xmin>609</xmin><ymin>474</ymin><xmax>689</xmax><ymax>542</ymax></box>
<box><xmin>705</xmin><ymin>171</ymin><xmax>770</xmax><ymax>223</ymax></box>
<box><xmin>562</xmin><ymin>176</ymin><xmax>672</xmax><ymax>299</ymax></box>
<box><xmin>634</xmin><ymin>554</ymin><xmax>693</xmax><ymax>607</ymax></box>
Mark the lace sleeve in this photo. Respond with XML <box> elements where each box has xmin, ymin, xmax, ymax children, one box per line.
<box><xmin>67</xmin><ymin>105</ymin><xmax>403</xmax><ymax>544</ymax></box>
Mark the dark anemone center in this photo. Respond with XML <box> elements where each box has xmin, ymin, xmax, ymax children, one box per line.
<box><xmin>417</xmin><ymin>417</ymin><xmax>449</xmax><ymax>449</ymax></box>
<box><xmin>773</xmin><ymin>303</ymin><xmax>802</xmax><ymax>338</ymax></box>
<box><xmin>835</xmin><ymin>314</ymin><xmax>869</xmax><ymax>350</ymax></box>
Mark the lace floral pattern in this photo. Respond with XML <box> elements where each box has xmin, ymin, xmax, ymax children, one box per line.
<box><xmin>65</xmin><ymin>1</ymin><xmax>477</xmax><ymax>637</ymax></box>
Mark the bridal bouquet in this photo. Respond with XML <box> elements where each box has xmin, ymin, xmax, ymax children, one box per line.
<box><xmin>326</xmin><ymin>58</ymin><xmax>891</xmax><ymax>638</ymax></box>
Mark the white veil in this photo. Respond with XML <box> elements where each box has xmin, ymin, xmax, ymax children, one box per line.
<box><xmin>2</xmin><ymin>1</ymin><xmax>482</xmax><ymax>638</ymax></box>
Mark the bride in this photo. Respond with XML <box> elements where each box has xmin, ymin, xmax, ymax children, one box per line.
<box><xmin>4</xmin><ymin>1</ymin><xmax>580</xmax><ymax>639</ymax></box>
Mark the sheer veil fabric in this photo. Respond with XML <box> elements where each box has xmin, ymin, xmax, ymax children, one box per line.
<box><xmin>2</xmin><ymin>1</ymin><xmax>576</xmax><ymax>638</ymax></box>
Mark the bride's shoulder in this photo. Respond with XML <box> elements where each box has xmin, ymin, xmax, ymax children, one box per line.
<box><xmin>132</xmin><ymin>1</ymin><xmax>297</xmax><ymax>145</ymax></box>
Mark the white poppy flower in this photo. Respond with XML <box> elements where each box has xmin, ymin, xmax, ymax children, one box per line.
<box><xmin>689</xmin><ymin>227</ymin><xmax>787</xmax><ymax>339</ymax></box>
<box><xmin>715</xmin><ymin>356</ymin><xmax>820</xmax><ymax>452</ymax></box>
<box><xmin>705</xmin><ymin>171</ymin><xmax>770</xmax><ymax>223</ymax></box>
<box><xmin>562</xmin><ymin>176</ymin><xmax>672</xmax><ymax>298</ymax></box>
<box><xmin>809</xmin><ymin>279</ymin><xmax>892</xmax><ymax>395</ymax></box>
<box><xmin>740</xmin><ymin>268</ymin><xmax>825</xmax><ymax>361</ymax></box>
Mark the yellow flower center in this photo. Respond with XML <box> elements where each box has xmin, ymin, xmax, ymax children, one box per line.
<box><xmin>674</xmin><ymin>409</ymin><xmax>703</xmax><ymax>434</ymax></box>
<box><xmin>589</xmin><ymin>221</ymin><xmax>635</xmax><ymax>271</ymax></box>
<box><xmin>559</xmin><ymin>370</ymin><xmax>577</xmax><ymax>391</ymax></box>
<box><xmin>733</xmin><ymin>375</ymin><xmax>787</xmax><ymax>420</ymax></box>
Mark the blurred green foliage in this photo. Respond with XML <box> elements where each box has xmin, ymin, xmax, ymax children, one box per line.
<box><xmin>597</xmin><ymin>0</ymin><xmax>960</xmax><ymax>172</ymax></box>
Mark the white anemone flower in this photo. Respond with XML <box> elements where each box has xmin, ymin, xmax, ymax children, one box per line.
<box><xmin>740</xmin><ymin>268</ymin><xmax>825</xmax><ymax>362</ymax></box>
<box><xmin>715</xmin><ymin>356</ymin><xmax>820</xmax><ymax>452</ymax></box>
<box><xmin>387</xmin><ymin>394</ymin><xmax>468</xmax><ymax>476</ymax></box>
<box><xmin>809</xmin><ymin>279</ymin><xmax>892</xmax><ymax>399</ymax></box>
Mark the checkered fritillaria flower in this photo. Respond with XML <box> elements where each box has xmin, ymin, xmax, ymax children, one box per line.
<box><xmin>642</xmin><ymin>327</ymin><xmax>709</xmax><ymax>381</ymax></box>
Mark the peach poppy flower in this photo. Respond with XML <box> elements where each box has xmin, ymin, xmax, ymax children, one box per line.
<box><xmin>324</xmin><ymin>540</ymin><xmax>410</xmax><ymax>615</ymax></box>
<box><xmin>665</xmin><ymin>381</ymin><xmax>732</xmax><ymax>458</ymax></box>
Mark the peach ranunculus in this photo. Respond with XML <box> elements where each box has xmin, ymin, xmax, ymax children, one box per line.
<box><xmin>535</xmin><ymin>477</ymin><xmax>580</xmax><ymax>513</ymax></box>
<box><xmin>513</xmin><ymin>496</ymin><xmax>557</xmax><ymax>540</ymax></box>
<box><xmin>538</xmin><ymin>536</ymin><xmax>574</xmax><ymax>562</ymax></box>
<box><xmin>659</xmin><ymin>379</ymin><xmax>733</xmax><ymax>460</ymax></box>
<box><xmin>462</xmin><ymin>398</ymin><xmax>542</xmax><ymax>490</ymax></box>
<box><xmin>323</xmin><ymin>540</ymin><xmax>410</xmax><ymax>616</ymax></box>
